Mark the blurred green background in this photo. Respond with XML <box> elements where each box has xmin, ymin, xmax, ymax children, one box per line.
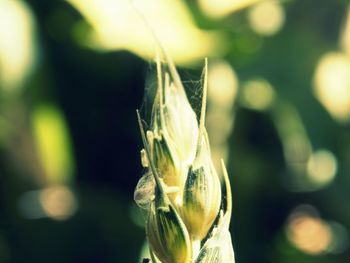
<box><xmin>1</xmin><ymin>0</ymin><xmax>350</xmax><ymax>262</ymax></box>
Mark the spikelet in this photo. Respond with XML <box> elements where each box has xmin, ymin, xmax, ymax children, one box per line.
<box><xmin>181</xmin><ymin>61</ymin><xmax>221</xmax><ymax>242</ymax></box>
<box><xmin>137</xmin><ymin>111</ymin><xmax>192</xmax><ymax>263</ymax></box>
<box><xmin>194</xmin><ymin>160</ymin><xmax>235</xmax><ymax>263</ymax></box>
<box><xmin>134</xmin><ymin>52</ymin><xmax>235</xmax><ymax>263</ymax></box>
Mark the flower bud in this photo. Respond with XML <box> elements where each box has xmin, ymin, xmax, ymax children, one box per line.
<box><xmin>147</xmin><ymin>202</ymin><xmax>192</xmax><ymax>263</ymax></box>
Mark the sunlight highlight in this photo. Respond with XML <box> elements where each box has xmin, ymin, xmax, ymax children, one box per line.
<box><xmin>207</xmin><ymin>61</ymin><xmax>238</xmax><ymax>169</ymax></box>
<box><xmin>68</xmin><ymin>0</ymin><xmax>222</xmax><ymax>64</ymax></box>
<box><xmin>286</xmin><ymin>205</ymin><xmax>332</xmax><ymax>255</ymax></box>
<box><xmin>307</xmin><ymin>149</ymin><xmax>337</xmax><ymax>187</ymax></box>
<box><xmin>0</xmin><ymin>0</ymin><xmax>37</xmax><ymax>91</ymax></box>
<box><xmin>40</xmin><ymin>186</ymin><xmax>78</xmax><ymax>221</ymax></box>
<box><xmin>208</xmin><ymin>61</ymin><xmax>238</xmax><ymax>109</ymax></box>
<box><xmin>313</xmin><ymin>52</ymin><xmax>350</xmax><ymax>122</ymax></box>
<box><xmin>241</xmin><ymin>78</ymin><xmax>276</xmax><ymax>110</ymax></box>
<box><xmin>248</xmin><ymin>0</ymin><xmax>285</xmax><ymax>36</ymax></box>
<box><xmin>18</xmin><ymin>186</ymin><xmax>78</xmax><ymax>221</ymax></box>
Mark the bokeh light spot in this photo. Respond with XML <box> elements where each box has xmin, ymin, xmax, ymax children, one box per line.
<box><xmin>313</xmin><ymin>52</ymin><xmax>350</xmax><ymax>122</ymax></box>
<box><xmin>40</xmin><ymin>186</ymin><xmax>78</xmax><ymax>221</ymax></box>
<box><xmin>248</xmin><ymin>0</ymin><xmax>285</xmax><ymax>36</ymax></box>
<box><xmin>0</xmin><ymin>0</ymin><xmax>37</xmax><ymax>91</ymax></box>
<box><xmin>241</xmin><ymin>78</ymin><xmax>276</xmax><ymax>110</ymax></box>
<box><xmin>208</xmin><ymin>61</ymin><xmax>238</xmax><ymax>109</ymax></box>
<box><xmin>286</xmin><ymin>205</ymin><xmax>332</xmax><ymax>255</ymax></box>
<box><xmin>307</xmin><ymin>149</ymin><xmax>337</xmax><ymax>187</ymax></box>
<box><xmin>19</xmin><ymin>186</ymin><xmax>78</xmax><ymax>221</ymax></box>
<box><xmin>207</xmin><ymin>60</ymin><xmax>237</xmax><ymax>170</ymax></box>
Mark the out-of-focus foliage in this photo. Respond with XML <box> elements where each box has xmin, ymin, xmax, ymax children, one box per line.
<box><xmin>67</xmin><ymin>0</ymin><xmax>223</xmax><ymax>64</ymax></box>
<box><xmin>198</xmin><ymin>0</ymin><xmax>264</xmax><ymax>18</ymax></box>
<box><xmin>1</xmin><ymin>0</ymin><xmax>350</xmax><ymax>262</ymax></box>
<box><xmin>0</xmin><ymin>0</ymin><xmax>37</xmax><ymax>92</ymax></box>
<box><xmin>31</xmin><ymin>104</ymin><xmax>75</xmax><ymax>185</ymax></box>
